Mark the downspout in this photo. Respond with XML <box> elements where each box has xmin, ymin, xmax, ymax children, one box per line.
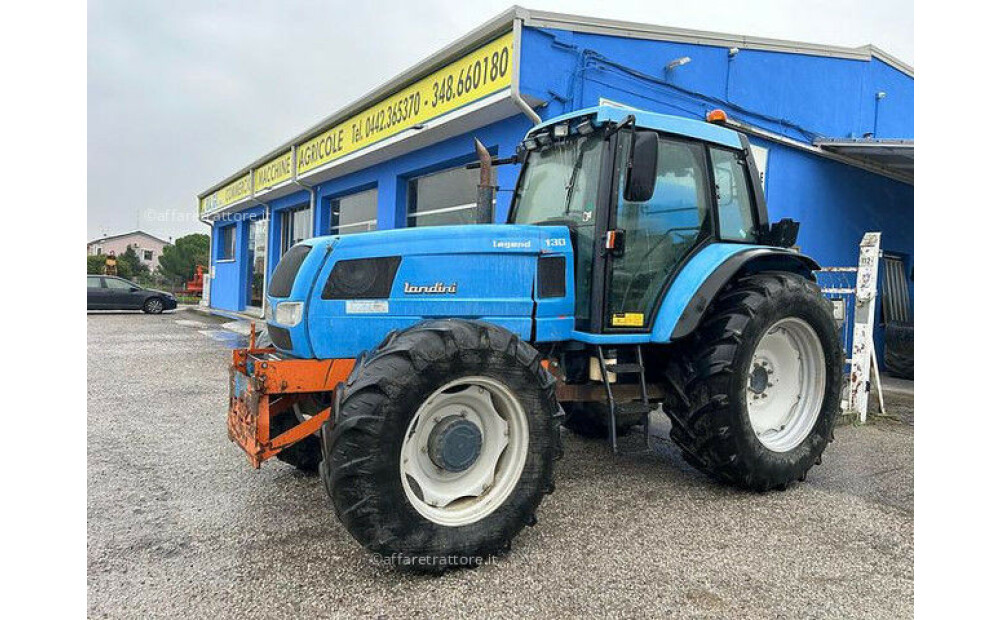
<box><xmin>511</xmin><ymin>18</ymin><xmax>542</xmax><ymax>126</ymax></box>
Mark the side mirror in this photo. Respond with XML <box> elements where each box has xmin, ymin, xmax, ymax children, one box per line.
<box><xmin>624</xmin><ymin>131</ymin><xmax>658</xmax><ymax>202</ymax></box>
<box><xmin>130</xmin><ymin>287</ymin><xmax>140</xmax><ymax>292</ymax></box>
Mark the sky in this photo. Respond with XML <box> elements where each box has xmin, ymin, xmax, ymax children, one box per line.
<box><xmin>87</xmin><ymin>0</ymin><xmax>913</xmax><ymax>242</ymax></box>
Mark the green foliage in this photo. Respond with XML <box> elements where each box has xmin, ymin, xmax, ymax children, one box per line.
<box><xmin>159</xmin><ymin>233</ymin><xmax>210</xmax><ymax>283</ymax></box>
<box><xmin>119</xmin><ymin>246</ymin><xmax>150</xmax><ymax>280</ymax></box>
<box><xmin>87</xmin><ymin>254</ymin><xmax>106</xmax><ymax>274</ymax></box>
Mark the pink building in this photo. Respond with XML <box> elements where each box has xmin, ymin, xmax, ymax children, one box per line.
<box><xmin>87</xmin><ymin>231</ymin><xmax>170</xmax><ymax>269</ymax></box>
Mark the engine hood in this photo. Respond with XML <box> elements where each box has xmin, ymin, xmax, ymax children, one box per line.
<box><xmin>269</xmin><ymin>224</ymin><xmax>575</xmax><ymax>359</ymax></box>
<box><xmin>309</xmin><ymin>223</ymin><xmax>565</xmax><ymax>259</ymax></box>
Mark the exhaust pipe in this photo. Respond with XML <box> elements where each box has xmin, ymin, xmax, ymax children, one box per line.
<box><xmin>474</xmin><ymin>138</ymin><xmax>494</xmax><ymax>224</ymax></box>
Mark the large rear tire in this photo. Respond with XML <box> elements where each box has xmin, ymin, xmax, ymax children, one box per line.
<box><xmin>664</xmin><ymin>272</ymin><xmax>843</xmax><ymax>491</ymax></box>
<box><xmin>320</xmin><ymin>319</ymin><xmax>561</xmax><ymax>570</ymax></box>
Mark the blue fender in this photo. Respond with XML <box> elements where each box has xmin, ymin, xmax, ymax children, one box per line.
<box><xmin>651</xmin><ymin>244</ymin><xmax>820</xmax><ymax>342</ymax></box>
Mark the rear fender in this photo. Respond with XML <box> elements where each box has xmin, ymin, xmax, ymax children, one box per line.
<box><xmin>651</xmin><ymin>245</ymin><xmax>820</xmax><ymax>342</ymax></box>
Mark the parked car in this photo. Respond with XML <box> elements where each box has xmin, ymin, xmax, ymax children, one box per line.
<box><xmin>87</xmin><ymin>275</ymin><xmax>177</xmax><ymax>313</ymax></box>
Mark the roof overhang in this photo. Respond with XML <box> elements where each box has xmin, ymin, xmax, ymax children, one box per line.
<box><xmin>813</xmin><ymin>139</ymin><xmax>914</xmax><ymax>184</ymax></box>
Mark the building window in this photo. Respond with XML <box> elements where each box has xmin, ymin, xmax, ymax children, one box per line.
<box><xmin>407</xmin><ymin>165</ymin><xmax>486</xmax><ymax>227</ymax></box>
<box><xmin>330</xmin><ymin>189</ymin><xmax>377</xmax><ymax>235</ymax></box>
<box><xmin>95</xmin><ymin>246</ymin><xmax>103</xmax><ymax>255</ymax></box>
<box><xmin>218</xmin><ymin>225</ymin><xmax>236</xmax><ymax>260</ymax></box>
<box><xmin>142</xmin><ymin>249</ymin><xmax>153</xmax><ymax>261</ymax></box>
<box><xmin>281</xmin><ymin>206</ymin><xmax>311</xmax><ymax>254</ymax></box>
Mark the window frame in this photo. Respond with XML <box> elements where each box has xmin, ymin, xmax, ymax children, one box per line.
<box><xmin>217</xmin><ymin>225</ymin><xmax>236</xmax><ymax>261</ymax></box>
<box><xmin>280</xmin><ymin>205</ymin><xmax>311</xmax><ymax>254</ymax></box>
<box><xmin>329</xmin><ymin>187</ymin><xmax>378</xmax><ymax>236</ymax></box>
<box><xmin>406</xmin><ymin>163</ymin><xmax>486</xmax><ymax>228</ymax></box>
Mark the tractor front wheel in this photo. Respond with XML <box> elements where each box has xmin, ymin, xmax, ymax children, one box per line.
<box><xmin>320</xmin><ymin>320</ymin><xmax>561</xmax><ymax>570</ymax></box>
<box><xmin>665</xmin><ymin>272</ymin><xmax>843</xmax><ymax>491</ymax></box>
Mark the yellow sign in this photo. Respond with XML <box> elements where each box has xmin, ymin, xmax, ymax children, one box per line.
<box><xmin>254</xmin><ymin>149</ymin><xmax>293</xmax><ymax>193</ymax></box>
<box><xmin>200</xmin><ymin>172</ymin><xmax>252</xmax><ymax>216</ymax></box>
<box><xmin>611</xmin><ymin>313</ymin><xmax>645</xmax><ymax>327</ymax></box>
<box><xmin>296</xmin><ymin>31</ymin><xmax>514</xmax><ymax>176</ymax></box>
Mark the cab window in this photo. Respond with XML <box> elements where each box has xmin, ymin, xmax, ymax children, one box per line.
<box><xmin>710</xmin><ymin>148</ymin><xmax>758</xmax><ymax>242</ymax></box>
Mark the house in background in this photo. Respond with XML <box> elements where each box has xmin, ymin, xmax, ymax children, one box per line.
<box><xmin>87</xmin><ymin>231</ymin><xmax>171</xmax><ymax>269</ymax></box>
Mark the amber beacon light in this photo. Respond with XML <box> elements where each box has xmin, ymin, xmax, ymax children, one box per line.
<box><xmin>706</xmin><ymin>109</ymin><xmax>728</xmax><ymax>124</ymax></box>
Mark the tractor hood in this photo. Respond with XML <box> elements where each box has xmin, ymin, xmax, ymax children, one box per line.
<box><xmin>265</xmin><ymin>224</ymin><xmax>574</xmax><ymax>359</ymax></box>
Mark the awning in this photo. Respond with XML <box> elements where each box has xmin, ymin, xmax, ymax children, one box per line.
<box><xmin>812</xmin><ymin>138</ymin><xmax>913</xmax><ymax>184</ymax></box>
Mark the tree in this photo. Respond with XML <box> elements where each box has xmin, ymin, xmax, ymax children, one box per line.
<box><xmin>87</xmin><ymin>254</ymin><xmax>106</xmax><ymax>274</ymax></box>
<box><xmin>158</xmin><ymin>233</ymin><xmax>209</xmax><ymax>283</ymax></box>
<box><xmin>120</xmin><ymin>246</ymin><xmax>150</xmax><ymax>279</ymax></box>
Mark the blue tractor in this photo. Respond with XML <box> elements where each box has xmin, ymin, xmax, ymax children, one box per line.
<box><xmin>229</xmin><ymin>105</ymin><xmax>842</xmax><ymax>569</ymax></box>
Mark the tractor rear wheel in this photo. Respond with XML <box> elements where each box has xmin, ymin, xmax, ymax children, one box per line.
<box><xmin>320</xmin><ymin>319</ymin><xmax>561</xmax><ymax>570</ymax></box>
<box><xmin>664</xmin><ymin>272</ymin><xmax>843</xmax><ymax>491</ymax></box>
<box><xmin>562</xmin><ymin>402</ymin><xmax>641</xmax><ymax>439</ymax></box>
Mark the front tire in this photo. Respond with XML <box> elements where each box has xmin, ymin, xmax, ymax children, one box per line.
<box><xmin>321</xmin><ymin>320</ymin><xmax>561</xmax><ymax>570</ymax></box>
<box><xmin>665</xmin><ymin>272</ymin><xmax>843</xmax><ymax>491</ymax></box>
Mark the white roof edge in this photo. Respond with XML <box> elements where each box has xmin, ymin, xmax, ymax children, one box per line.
<box><xmin>521</xmin><ymin>8</ymin><xmax>913</xmax><ymax>74</ymax></box>
<box><xmin>199</xmin><ymin>4</ymin><xmax>914</xmax><ymax>198</ymax></box>
<box><xmin>862</xmin><ymin>45</ymin><xmax>914</xmax><ymax>77</ymax></box>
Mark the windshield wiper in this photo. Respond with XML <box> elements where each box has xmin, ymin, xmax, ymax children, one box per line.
<box><xmin>563</xmin><ymin>144</ymin><xmax>589</xmax><ymax>215</ymax></box>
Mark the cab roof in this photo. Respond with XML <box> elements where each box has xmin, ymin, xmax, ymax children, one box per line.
<box><xmin>530</xmin><ymin>105</ymin><xmax>743</xmax><ymax>150</ymax></box>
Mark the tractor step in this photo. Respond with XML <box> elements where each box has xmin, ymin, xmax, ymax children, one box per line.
<box><xmin>595</xmin><ymin>345</ymin><xmax>653</xmax><ymax>455</ymax></box>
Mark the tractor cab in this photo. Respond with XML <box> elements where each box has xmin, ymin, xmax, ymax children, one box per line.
<box><xmin>508</xmin><ymin>106</ymin><xmax>768</xmax><ymax>335</ymax></box>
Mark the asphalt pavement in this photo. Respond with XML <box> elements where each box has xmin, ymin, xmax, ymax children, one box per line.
<box><xmin>88</xmin><ymin>308</ymin><xmax>913</xmax><ymax>618</ymax></box>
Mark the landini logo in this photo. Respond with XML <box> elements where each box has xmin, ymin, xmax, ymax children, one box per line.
<box><xmin>403</xmin><ymin>282</ymin><xmax>458</xmax><ymax>295</ymax></box>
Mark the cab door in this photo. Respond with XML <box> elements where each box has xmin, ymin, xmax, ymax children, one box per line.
<box><xmin>603</xmin><ymin>134</ymin><xmax>714</xmax><ymax>331</ymax></box>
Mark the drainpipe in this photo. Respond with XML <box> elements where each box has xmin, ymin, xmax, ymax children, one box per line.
<box><xmin>511</xmin><ymin>18</ymin><xmax>542</xmax><ymax>126</ymax></box>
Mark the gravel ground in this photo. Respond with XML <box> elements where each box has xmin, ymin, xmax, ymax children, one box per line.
<box><xmin>88</xmin><ymin>309</ymin><xmax>913</xmax><ymax>618</ymax></box>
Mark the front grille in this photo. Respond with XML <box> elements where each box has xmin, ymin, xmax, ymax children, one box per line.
<box><xmin>267</xmin><ymin>325</ymin><xmax>293</xmax><ymax>350</ymax></box>
<box><xmin>268</xmin><ymin>244</ymin><xmax>311</xmax><ymax>298</ymax></box>
<box><xmin>322</xmin><ymin>256</ymin><xmax>401</xmax><ymax>300</ymax></box>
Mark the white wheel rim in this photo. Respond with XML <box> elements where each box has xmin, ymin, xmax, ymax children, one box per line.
<box><xmin>400</xmin><ymin>376</ymin><xmax>529</xmax><ymax>527</ymax></box>
<box><xmin>746</xmin><ymin>317</ymin><xmax>826</xmax><ymax>453</ymax></box>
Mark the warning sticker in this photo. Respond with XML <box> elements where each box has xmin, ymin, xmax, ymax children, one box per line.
<box><xmin>611</xmin><ymin>313</ymin><xmax>645</xmax><ymax>327</ymax></box>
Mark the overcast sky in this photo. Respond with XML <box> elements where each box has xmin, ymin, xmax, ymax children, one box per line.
<box><xmin>87</xmin><ymin>0</ymin><xmax>913</xmax><ymax>242</ymax></box>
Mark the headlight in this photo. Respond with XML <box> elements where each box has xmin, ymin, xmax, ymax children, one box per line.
<box><xmin>274</xmin><ymin>301</ymin><xmax>303</xmax><ymax>326</ymax></box>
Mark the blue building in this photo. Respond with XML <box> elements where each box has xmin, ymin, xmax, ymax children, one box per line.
<box><xmin>198</xmin><ymin>7</ymin><xmax>913</xmax><ymax>337</ymax></box>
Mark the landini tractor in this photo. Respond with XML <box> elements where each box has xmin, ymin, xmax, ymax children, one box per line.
<box><xmin>227</xmin><ymin>105</ymin><xmax>842</xmax><ymax>569</ymax></box>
